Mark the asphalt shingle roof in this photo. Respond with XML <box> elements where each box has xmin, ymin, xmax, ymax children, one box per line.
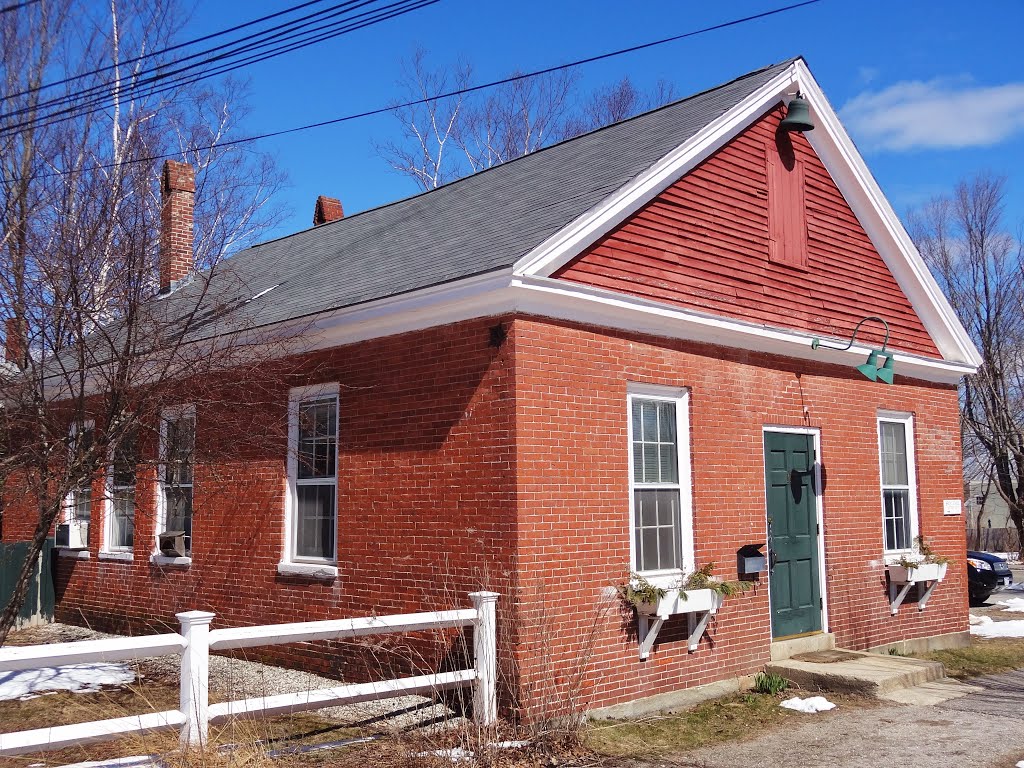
<box><xmin>167</xmin><ymin>59</ymin><xmax>796</xmax><ymax>338</ymax></box>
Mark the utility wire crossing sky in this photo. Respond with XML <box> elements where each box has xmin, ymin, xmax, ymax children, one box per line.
<box><xmin>9</xmin><ymin>0</ymin><xmax>823</xmax><ymax>181</ymax></box>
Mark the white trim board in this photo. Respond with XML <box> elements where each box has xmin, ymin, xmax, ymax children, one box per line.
<box><xmin>297</xmin><ymin>271</ymin><xmax>973</xmax><ymax>385</ymax></box>
<box><xmin>510</xmin><ymin>58</ymin><xmax>980</xmax><ymax>371</ymax></box>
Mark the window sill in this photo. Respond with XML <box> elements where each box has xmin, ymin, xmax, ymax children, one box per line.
<box><xmin>56</xmin><ymin>548</ymin><xmax>90</xmax><ymax>559</ymax></box>
<box><xmin>277</xmin><ymin>562</ymin><xmax>338</xmax><ymax>580</ymax></box>
<box><xmin>99</xmin><ymin>551</ymin><xmax>134</xmax><ymax>562</ymax></box>
<box><xmin>150</xmin><ymin>554</ymin><xmax>192</xmax><ymax>567</ymax></box>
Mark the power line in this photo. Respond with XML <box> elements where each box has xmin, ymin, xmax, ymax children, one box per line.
<box><xmin>0</xmin><ymin>0</ymin><xmax>417</xmax><ymax>127</ymax></box>
<box><xmin>0</xmin><ymin>0</ymin><xmax>40</xmax><ymax>14</ymax></box>
<box><xmin>0</xmin><ymin>0</ymin><xmax>434</xmax><ymax>136</ymax></box>
<box><xmin>23</xmin><ymin>0</ymin><xmax>824</xmax><ymax>181</ymax></box>
<box><xmin>0</xmin><ymin>0</ymin><xmax>332</xmax><ymax>103</ymax></box>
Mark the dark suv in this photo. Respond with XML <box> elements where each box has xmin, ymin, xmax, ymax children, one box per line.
<box><xmin>967</xmin><ymin>550</ymin><xmax>1013</xmax><ymax>605</ymax></box>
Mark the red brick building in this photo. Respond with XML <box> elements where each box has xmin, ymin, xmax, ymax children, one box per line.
<box><xmin>2</xmin><ymin>58</ymin><xmax>981</xmax><ymax>715</ymax></box>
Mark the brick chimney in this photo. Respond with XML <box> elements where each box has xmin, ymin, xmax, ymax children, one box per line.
<box><xmin>160</xmin><ymin>160</ymin><xmax>195</xmax><ymax>293</ymax></box>
<box><xmin>4</xmin><ymin>317</ymin><xmax>25</xmax><ymax>368</ymax></box>
<box><xmin>313</xmin><ymin>195</ymin><xmax>343</xmax><ymax>226</ymax></box>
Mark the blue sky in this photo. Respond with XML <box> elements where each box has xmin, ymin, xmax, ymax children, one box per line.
<box><xmin>188</xmin><ymin>0</ymin><xmax>1024</xmax><ymax>240</ymax></box>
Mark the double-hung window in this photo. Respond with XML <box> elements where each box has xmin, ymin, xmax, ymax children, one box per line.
<box><xmin>106</xmin><ymin>430</ymin><xmax>136</xmax><ymax>552</ymax></box>
<box><xmin>628</xmin><ymin>386</ymin><xmax>693</xmax><ymax>575</ymax></box>
<box><xmin>878</xmin><ymin>413</ymin><xmax>918</xmax><ymax>554</ymax></box>
<box><xmin>60</xmin><ymin>421</ymin><xmax>94</xmax><ymax>549</ymax></box>
<box><xmin>160</xmin><ymin>407</ymin><xmax>195</xmax><ymax>556</ymax></box>
<box><xmin>287</xmin><ymin>385</ymin><xmax>339</xmax><ymax>564</ymax></box>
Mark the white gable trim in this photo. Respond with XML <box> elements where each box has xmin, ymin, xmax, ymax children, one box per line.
<box><xmin>511</xmin><ymin>59</ymin><xmax>981</xmax><ymax>370</ymax></box>
<box><xmin>793</xmin><ymin>61</ymin><xmax>981</xmax><ymax>368</ymax></box>
<box><xmin>512</xmin><ymin>65</ymin><xmax>798</xmax><ymax>279</ymax></box>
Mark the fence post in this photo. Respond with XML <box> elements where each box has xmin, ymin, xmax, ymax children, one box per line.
<box><xmin>177</xmin><ymin>610</ymin><xmax>215</xmax><ymax>748</ymax></box>
<box><xmin>469</xmin><ymin>591</ymin><xmax>498</xmax><ymax>726</ymax></box>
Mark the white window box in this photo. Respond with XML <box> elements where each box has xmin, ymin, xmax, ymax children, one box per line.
<box><xmin>635</xmin><ymin>588</ymin><xmax>724</xmax><ymax>659</ymax></box>
<box><xmin>887</xmin><ymin>561</ymin><xmax>948</xmax><ymax>585</ymax></box>
<box><xmin>636</xmin><ymin>588</ymin><xmax>724</xmax><ymax>619</ymax></box>
<box><xmin>277</xmin><ymin>562</ymin><xmax>338</xmax><ymax>581</ymax></box>
<box><xmin>886</xmin><ymin>561</ymin><xmax>947</xmax><ymax>615</ymax></box>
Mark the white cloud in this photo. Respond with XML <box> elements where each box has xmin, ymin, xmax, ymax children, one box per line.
<box><xmin>840</xmin><ymin>77</ymin><xmax>1024</xmax><ymax>152</ymax></box>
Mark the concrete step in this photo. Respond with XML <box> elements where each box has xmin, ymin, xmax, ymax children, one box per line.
<box><xmin>770</xmin><ymin>632</ymin><xmax>836</xmax><ymax>661</ymax></box>
<box><xmin>878</xmin><ymin>677</ymin><xmax>984</xmax><ymax>706</ymax></box>
<box><xmin>765</xmin><ymin>649</ymin><xmax>946</xmax><ymax>696</ymax></box>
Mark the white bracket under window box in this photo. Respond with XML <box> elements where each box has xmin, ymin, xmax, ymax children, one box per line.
<box><xmin>886</xmin><ymin>561</ymin><xmax>948</xmax><ymax>615</ymax></box>
<box><xmin>636</xmin><ymin>588</ymin><xmax>724</xmax><ymax>659</ymax></box>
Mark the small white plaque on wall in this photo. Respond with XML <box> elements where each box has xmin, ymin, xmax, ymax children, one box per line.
<box><xmin>943</xmin><ymin>499</ymin><xmax>962</xmax><ymax>516</ymax></box>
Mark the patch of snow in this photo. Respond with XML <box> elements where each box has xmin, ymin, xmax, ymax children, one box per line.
<box><xmin>971</xmin><ymin>619</ymin><xmax>1024</xmax><ymax>638</ymax></box>
<box><xmin>52</xmin><ymin>758</ymin><xmax>160</xmax><ymax>768</ymax></box>
<box><xmin>997</xmin><ymin>597</ymin><xmax>1024</xmax><ymax>612</ymax></box>
<box><xmin>417</xmin><ymin>747</ymin><xmax>475</xmax><ymax>762</ymax></box>
<box><xmin>969</xmin><ymin>614</ymin><xmax>993</xmax><ymax>625</ymax></box>
<box><xmin>0</xmin><ymin>663</ymin><xmax>135</xmax><ymax>702</ymax></box>
<box><xmin>780</xmin><ymin>695</ymin><xmax>836</xmax><ymax>713</ymax></box>
<box><xmin>1004</xmin><ymin>581</ymin><xmax>1024</xmax><ymax>592</ymax></box>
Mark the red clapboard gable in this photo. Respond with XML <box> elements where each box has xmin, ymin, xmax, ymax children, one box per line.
<box><xmin>555</xmin><ymin>104</ymin><xmax>940</xmax><ymax>358</ymax></box>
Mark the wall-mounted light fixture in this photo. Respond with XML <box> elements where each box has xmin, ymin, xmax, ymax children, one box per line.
<box><xmin>780</xmin><ymin>92</ymin><xmax>814</xmax><ymax>133</ymax></box>
<box><xmin>811</xmin><ymin>316</ymin><xmax>895</xmax><ymax>384</ymax></box>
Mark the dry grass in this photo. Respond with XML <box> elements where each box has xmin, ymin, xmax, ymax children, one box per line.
<box><xmin>585</xmin><ymin>692</ymin><xmax>803</xmax><ymax>758</ymax></box>
<box><xmin>0</xmin><ymin>674</ymin><xmax>363</xmax><ymax>768</ymax></box>
<box><xmin>917</xmin><ymin>636</ymin><xmax>1024</xmax><ymax>679</ymax></box>
<box><xmin>586</xmin><ymin>690</ymin><xmax>878</xmax><ymax>759</ymax></box>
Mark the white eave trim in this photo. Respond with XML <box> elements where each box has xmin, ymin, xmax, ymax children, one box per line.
<box><xmin>299</xmin><ymin>268</ymin><xmax>972</xmax><ymax>385</ymax></box>
<box><xmin>510</xmin><ymin>58</ymin><xmax>981</xmax><ymax>371</ymax></box>
<box><xmin>509</xmin><ymin>275</ymin><xmax>974</xmax><ymax>385</ymax></box>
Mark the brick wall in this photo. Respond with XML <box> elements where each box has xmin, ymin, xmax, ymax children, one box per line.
<box><xmin>510</xmin><ymin>316</ymin><xmax>965</xmax><ymax>712</ymax></box>
<box><xmin>1</xmin><ymin>312</ymin><xmax>966</xmax><ymax>712</ymax></box>
<box><xmin>5</xmin><ymin>316</ymin><xmax>519</xmax><ymax>681</ymax></box>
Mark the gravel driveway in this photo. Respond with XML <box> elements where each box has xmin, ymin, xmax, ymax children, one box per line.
<box><xmin>673</xmin><ymin>699</ymin><xmax>1024</xmax><ymax>768</ymax></box>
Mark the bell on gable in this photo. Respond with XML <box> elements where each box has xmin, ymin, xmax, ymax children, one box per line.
<box><xmin>780</xmin><ymin>94</ymin><xmax>814</xmax><ymax>132</ymax></box>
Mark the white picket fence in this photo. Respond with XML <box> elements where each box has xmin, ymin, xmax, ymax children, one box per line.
<box><xmin>0</xmin><ymin>591</ymin><xmax>498</xmax><ymax>757</ymax></box>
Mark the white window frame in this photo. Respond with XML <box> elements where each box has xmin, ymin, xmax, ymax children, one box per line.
<box><xmin>626</xmin><ymin>383</ymin><xmax>694</xmax><ymax>582</ymax></box>
<box><xmin>877</xmin><ymin>411</ymin><xmax>919</xmax><ymax>557</ymax></box>
<box><xmin>59</xmin><ymin>420</ymin><xmax>95</xmax><ymax>551</ymax></box>
<box><xmin>281</xmin><ymin>383</ymin><xmax>340</xmax><ymax>575</ymax></box>
<box><xmin>154</xmin><ymin>404</ymin><xmax>196</xmax><ymax>564</ymax></box>
<box><xmin>101</xmin><ymin>428</ymin><xmax>136</xmax><ymax>559</ymax></box>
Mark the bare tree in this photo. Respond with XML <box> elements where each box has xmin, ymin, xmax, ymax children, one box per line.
<box><xmin>0</xmin><ymin>0</ymin><xmax>292</xmax><ymax>643</ymax></box>
<box><xmin>909</xmin><ymin>174</ymin><xmax>1024</xmax><ymax>555</ymax></box>
<box><xmin>377</xmin><ymin>50</ymin><xmax>676</xmax><ymax>191</ymax></box>
<box><xmin>562</xmin><ymin>77</ymin><xmax>676</xmax><ymax>138</ymax></box>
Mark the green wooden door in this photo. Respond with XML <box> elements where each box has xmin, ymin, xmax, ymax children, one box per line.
<box><xmin>764</xmin><ymin>431</ymin><xmax>821</xmax><ymax>638</ymax></box>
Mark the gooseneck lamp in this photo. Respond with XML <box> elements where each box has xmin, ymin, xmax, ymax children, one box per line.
<box><xmin>811</xmin><ymin>316</ymin><xmax>895</xmax><ymax>384</ymax></box>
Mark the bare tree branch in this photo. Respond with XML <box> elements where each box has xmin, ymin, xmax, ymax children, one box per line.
<box><xmin>909</xmin><ymin>174</ymin><xmax>1024</xmax><ymax>555</ymax></box>
<box><xmin>378</xmin><ymin>49</ymin><xmax>677</xmax><ymax>191</ymax></box>
<box><xmin>0</xmin><ymin>0</ymin><xmax>292</xmax><ymax>643</ymax></box>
